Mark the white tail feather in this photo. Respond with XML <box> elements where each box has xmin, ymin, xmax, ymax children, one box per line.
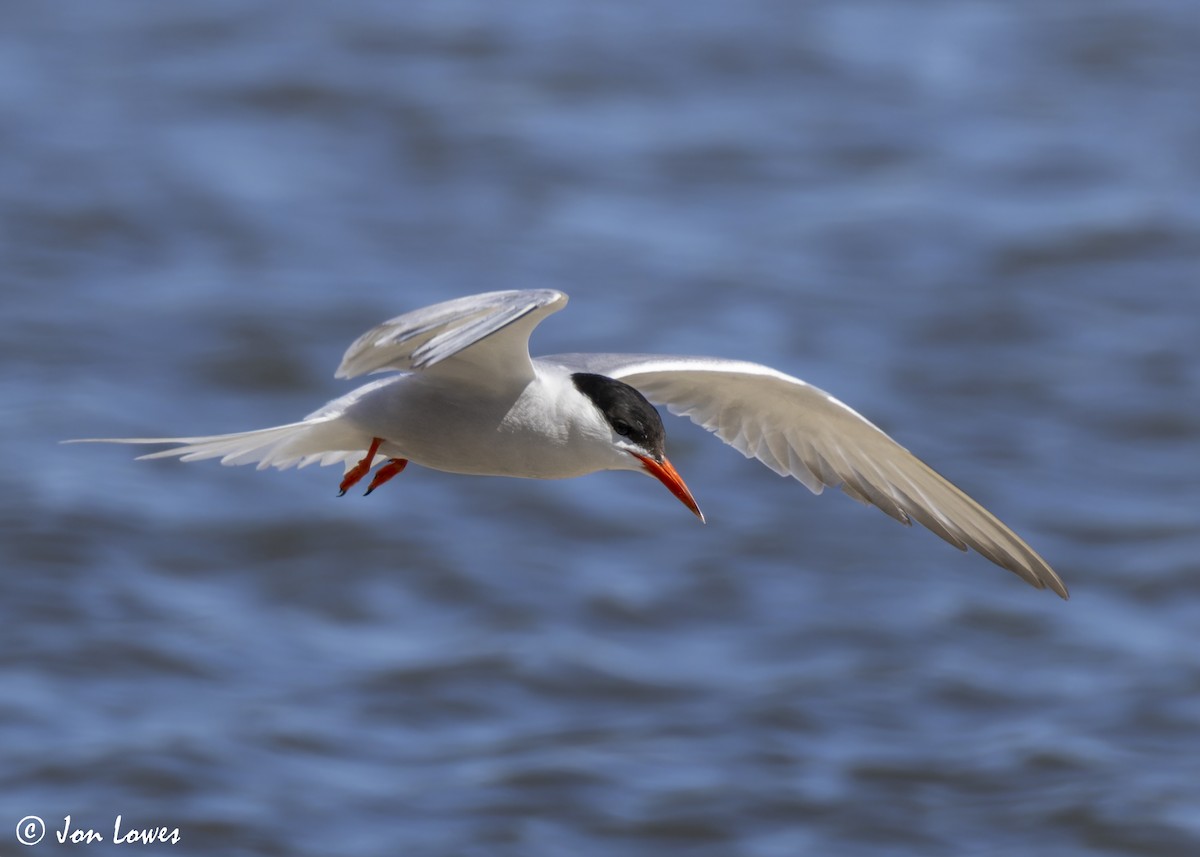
<box><xmin>66</xmin><ymin>417</ymin><xmax>367</xmax><ymax>472</ymax></box>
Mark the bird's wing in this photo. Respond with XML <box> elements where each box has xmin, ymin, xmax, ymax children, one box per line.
<box><xmin>337</xmin><ymin>289</ymin><xmax>568</xmax><ymax>386</ymax></box>
<box><xmin>546</xmin><ymin>352</ymin><xmax>1067</xmax><ymax>598</ymax></box>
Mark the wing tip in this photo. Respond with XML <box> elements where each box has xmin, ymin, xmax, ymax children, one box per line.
<box><xmin>1001</xmin><ymin>551</ymin><xmax>1070</xmax><ymax>600</ymax></box>
<box><xmin>1039</xmin><ymin>569</ymin><xmax>1071</xmax><ymax>601</ymax></box>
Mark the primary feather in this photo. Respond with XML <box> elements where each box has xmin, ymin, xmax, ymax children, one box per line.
<box><xmin>547</xmin><ymin>352</ymin><xmax>1068</xmax><ymax>599</ymax></box>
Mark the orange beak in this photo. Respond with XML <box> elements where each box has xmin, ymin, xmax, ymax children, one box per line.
<box><xmin>635</xmin><ymin>454</ymin><xmax>705</xmax><ymax>522</ymax></box>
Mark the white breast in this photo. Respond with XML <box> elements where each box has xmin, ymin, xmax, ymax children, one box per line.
<box><xmin>334</xmin><ymin>367</ymin><xmax>629</xmax><ymax>480</ymax></box>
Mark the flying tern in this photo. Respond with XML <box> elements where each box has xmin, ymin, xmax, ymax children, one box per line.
<box><xmin>70</xmin><ymin>289</ymin><xmax>1068</xmax><ymax>598</ymax></box>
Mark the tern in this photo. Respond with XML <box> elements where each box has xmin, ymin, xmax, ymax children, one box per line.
<box><xmin>70</xmin><ymin>289</ymin><xmax>1068</xmax><ymax>598</ymax></box>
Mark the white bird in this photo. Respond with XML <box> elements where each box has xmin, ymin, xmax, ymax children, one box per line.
<box><xmin>69</xmin><ymin>289</ymin><xmax>1068</xmax><ymax>598</ymax></box>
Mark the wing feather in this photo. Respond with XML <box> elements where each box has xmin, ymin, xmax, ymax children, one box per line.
<box><xmin>336</xmin><ymin>289</ymin><xmax>567</xmax><ymax>385</ymax></box>
<box><xmin>544</xmin><ymin>352</ymin><xmax>1067</xmax><ymax>598</ymax></box>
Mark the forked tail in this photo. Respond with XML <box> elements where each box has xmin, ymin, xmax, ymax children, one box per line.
<box><xmin>65</xmin><ymin>416</ymin><xmax>367</xmax><ymax>472</ymax></box>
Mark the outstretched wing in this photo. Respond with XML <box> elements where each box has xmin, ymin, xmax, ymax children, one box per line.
<box><xmin>337</xmin><ymin>289</ymin><xmax>567</xmax><ymax>387</ymax></box>
<box><xmin>546</xmin><ymin>352</ymin><xmax>1068</xmax><ymax>599</ymax></box>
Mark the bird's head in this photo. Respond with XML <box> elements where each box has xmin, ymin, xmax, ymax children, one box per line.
<box><xmin>571</xmin><ymin>372</ymin><xmax>704</xmax><ymax>522</ymax></box>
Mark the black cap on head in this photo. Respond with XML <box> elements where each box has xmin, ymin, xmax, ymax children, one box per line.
<box><xmin>571</xmin><ymin>372</ymin><xmax>667</xmax><ymax>461</ymax></box>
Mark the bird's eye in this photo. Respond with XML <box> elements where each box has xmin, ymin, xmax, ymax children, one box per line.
<box><xmin>613</xmin><ymin>420</ymin><xmax>632</xmax><ymax>437</ymax></box>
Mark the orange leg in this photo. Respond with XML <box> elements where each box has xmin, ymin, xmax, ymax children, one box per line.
<box><xmin>338</xmin><ymin>437</ymin><xmax>384</xmax><ymax>496</ymax></box>
<box><xmin>364</xmin><ymin>458</ymin><xmax>408</xmax><ymax>495</ymax></box>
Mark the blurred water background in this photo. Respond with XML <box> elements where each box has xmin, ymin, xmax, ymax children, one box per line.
<box><xmin>3</xmin><ymin>1</ymin><xmax>1199</xmax><ymax>855</ymax></box>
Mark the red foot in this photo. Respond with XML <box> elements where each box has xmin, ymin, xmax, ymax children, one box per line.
<box><xmin>338</xmin><ymin>437</ymin><xmax>384</xmax><ymax>496</ymax></box>
<box><xmin>365</xmin><ymin>458</ymin><xmax>408</xmax><ymax>495</ymax></box>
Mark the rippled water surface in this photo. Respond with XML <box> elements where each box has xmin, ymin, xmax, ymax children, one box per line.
<box><xmin>4</xmin><ymin>2</ymin><xmax>1199</xmax><ymax>855</ymax></box>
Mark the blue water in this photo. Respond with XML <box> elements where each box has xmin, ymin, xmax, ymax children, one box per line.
<box><xmin>4</xmin><ymin>2</ymin><xmax>1199</xmax><ymax>855</ymax></box>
